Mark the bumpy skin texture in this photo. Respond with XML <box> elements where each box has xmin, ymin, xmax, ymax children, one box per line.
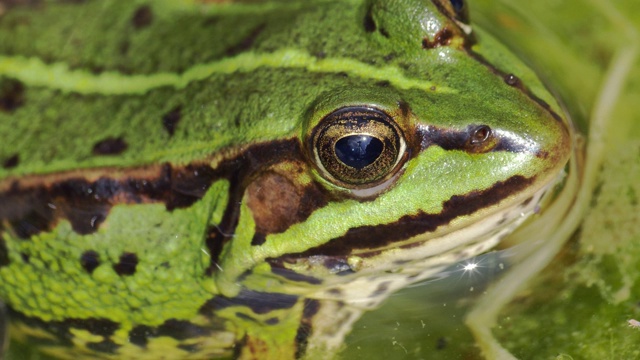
<box><xmin>0</xmin><ymin>0</ymin><xmax>571</xmax><ymax>359</ymax></box>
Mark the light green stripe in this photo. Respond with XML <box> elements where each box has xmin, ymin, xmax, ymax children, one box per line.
<box><xmin>0</xmin><ymin>49</ymin><xmax>454</xmax><ymax>95</ymax></box>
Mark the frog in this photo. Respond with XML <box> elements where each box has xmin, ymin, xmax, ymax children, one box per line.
<box><xmin>0</xmin><ymin>0</ymin><xmax>575</xmax><ymax>359</ymax></box>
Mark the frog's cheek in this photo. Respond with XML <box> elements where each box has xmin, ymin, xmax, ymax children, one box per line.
<box><xmin>243</xmin><ymin>160</ymin><xmax>327</xmax><ymax>245</ymax></box>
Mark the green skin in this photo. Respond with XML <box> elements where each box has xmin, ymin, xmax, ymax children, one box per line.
<box><xmin>0</xmin><ymin>1</ymin><xmax>572</xmax><ymax>359</ymax></box>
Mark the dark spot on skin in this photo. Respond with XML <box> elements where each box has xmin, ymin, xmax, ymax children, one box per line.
<box><xmin>422</xmin><ymin>27</ymin><xmax>454</xmax><ymax>49</ymax></box>
<box><xmin>162</xmin><ymin>106</ymin><xmax>181</xmax><ymax>136</ymax></box>
<box><xmin>132</xmin><ymin>5</ymin><xmax>153</xmax><ymax>29</ymax></box>
<box><xmin>363</xmin><ymin>6</ymin><xmax>376</xmax><ymax>32</ymax></box>
<box><xmin>0</xmin><ymin>236</ymin><xmax>9</xmax><ymax>267</ymax></box>
<box><xmin>295</xmin><ymin>299</ymin><xmax>320</xmax><ymax>359</ymax></box>
<box><xmin>269</xmin><ymin>263</ymin><xmax>322</xmax><ymax>285</ymax></box>
<box><xmin>383</xmin><ymin>53</ymin><xmax>395</xmax><ymax>62</ymax></box>
<box><xmin>375</xmin><ymin>80</ymin><xmax>390</xmax><ymax>87</ymax></box>
<box><xmin>128</xmin><ymin>320</ymin><xmax>213</xmax><ymax>348</ymax></box>
<box><xmin>0</xmin><ymin>79</ymin><xmax>25</xmax><ymax>113</ymax></box>
<box><xmin>177</xmin><ymin>343</ymin><xmax>200</xmax><ymax>353</ymax></box>
<box><xmin>199</xmin><ymin>290</ymin><xmax>298</xmax><ymax>316</ymax></box>
<box><xmin>86</xmin><ymin>339</ymin><xmax>119</xmax><ymax>354</ymax></box>
<box><xmin>369</xmin><ymin>281</ymin><xmax>391</xmax><ymax>298</ymax></box>
<box><xmin>225</xmin><ymin>24</ymin><xmax>266</xmax><ymax>56</ymax></box>
<box><xmin>436</xmin><ymin>337</ymin><xmax>447</xmax><ymax>350</ymax></box>
<box><xmin>129</xmin><ymin>325</ymin><xmax>153</xmax><ymax>347</ymax></box>
<box><xmin>327</xmin><ymin>288</ymin><xmax>342</xmax><ymax>296</ymax></box>
<box><xmin>235</xmin><ymin>312</ymin><xmax>258</xmax><ymax>322</ymax></box>
<box><xmin>20</xmin><ymin>252</ymin><xmax>29</xmax><ymax>263</ymax></box>
<box><xmin>92</xmin><ymin>137</ymin><xmax>128</xmax><ymax>155</ymax></box>
<box><xmin>251</xmin><ymin>232</ymin><xmax>266</xmax><ymax>246</ymax></box>
<box><xmin>3</xmin><ymin>154</ymin><xmax>19</xmax><ymax>169</ymax></box>
<box><xmin>80</xmin><ymin>250</ymin><xmax>100</xmax><ymax>274</ymax></box>
<box><xmin>398</xmin><ymin>100</ymin><xmax>410</xmax><ymax>118</ymax></box>
<box><xmin>157</xmin><ymin>319</ymin><xmax>212</xmax><ymax>340</ymax></box>
<box><xmin>265</xmin><ymin>317</ymin><xmax>279</xmax><ymax>325</ymax></box>
<box><xmin>314</xmin><ymin>51</ymin><xmax>326</xmax><ymax>59</ymax></box>
<box><xmin>504</xmin><ymin>74</ymin><xmax>521</xmax><ymax>87</ymax></box>
<box><xmin>278</xmin><ymin>176</ymin><xmax>533</xmax><ymax>258</ymax></box>
<box><xmin>113</xmin><ymin>252</ymin><xmax>138</xmax><ymax>276</ymax></box>
<box><xmin>379</xmin><ymin>27</ymin><xmax>390</xmax><ymax>38</ymax></box>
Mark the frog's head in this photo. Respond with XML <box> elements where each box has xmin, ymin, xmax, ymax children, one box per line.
<box><xmin>216</xmin><ymin>0</ymin><xmax>572</xmax><ymax>295</ymax></box>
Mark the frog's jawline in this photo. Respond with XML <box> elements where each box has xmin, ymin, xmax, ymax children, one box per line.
<box><xmin>272</xmin><ymin>174</ymin><xmax>533</xmax><ymax>261</ymax></box>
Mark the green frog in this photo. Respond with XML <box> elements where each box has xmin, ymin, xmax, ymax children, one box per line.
<box><xmin>0</xmin><ymin>0</ymin><xmax>575</xmax><ymax>359</ymax></box>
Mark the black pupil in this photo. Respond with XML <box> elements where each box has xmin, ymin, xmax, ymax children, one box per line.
<box><xmin>450</xmin><ymin>0</ymin><xmax>464</xmax><ymax>12</ymax></box>
<box><xmin>335</xmin><ymin>135</ymin><xmax>384</xmax><ymax>169</ymax></box>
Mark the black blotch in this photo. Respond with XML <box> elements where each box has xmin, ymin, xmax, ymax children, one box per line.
<box><xmin>436</xmin><ymin>337</ymin><xmax>447</xmax><ymax>350</ymax></box>
<box><xmin>157</xmin><ymin>319</ymin><xmax>211</xmax><ymax>340</ymax></box>
<box><xmin>64</xmin><ymin>318</ymin><xmax>120</xmax><ymax>337</ymax></box>
<box><xmin>129</xmin><ymin>325</ymin><xmax>153</xmax><ymax>347</ymax></box>
<box><xmin>379</xmin><ymin>27</ymin><xmax>390</xmax><ymax>38</ymax></box>
<box><xmin>295</xmin><ymin>299</ymin><xmax>320</xmax><ymax>359</ymax></box>
<box><xmin>132</xmin><ymin>5</ymin><xmax>153</xmax><ymax>29</ymax></box>
<box><xmin>0</xmin><ymin>79</ymin><xmax>25</xmax><ymax>113</ymax></box>
<box><xmin>92</xmin><ymin>137</ymin><xmax>128</xmax><ymax>155</ymax></box>
<box><xmin>0</xmin><ymin>236</ymin><xmax>9</xmax><ymax>267</ymax></box>
<box><xmin>504</xmin><ymin>74</ymin><xmax>521</xmax><ymax>87</ymax></box>
<box><xmin>235</xmin><ymin>312</ymin><xmax>257</xmax><ymax>322</ymax></box>
<box><xmin>369</xmin><ymin>281</ymin><xmax>391</xmax><ymax>298</ymax></box>
<box><xmin>265</xmin><ymin>317</ymin><xmax>279</xmax><ymax>325</ymax></box>
<box><xmin>3</xmin><ymin>154</ymin><xmax>19</xmax><ymax>169</ymax></box>
<box><xmin>162</xmin><ymin>106</ymin><xmax>181</xmax><ymax>136</ymax></box>
<box><xmin>363</xmin><ymin>7</ymin><xmax>376</xmax><ymax>32</ymax></box>
<box><xmin>251</xmin><ymin>232</ymin><xmax>266</xmax><ymax>246</ymax></box>
<box><xmin>80</xmin><ymin>250</ymin><xmax>100</xmax><ymax>274</ymax></box>
<box><xmin>20</xmin><ymin>252</ymin><xmax>29</xmax><ymax>263</ymax></box>
<box><xmin>269</xmin><ymin>264</ymin><xmax>322</xmax><ymax>285</ymax></box>
<box><xmin>199</xmin><ymin>290</ymin><xmax>298</xmax><ymax>316</ymax></box>
<box><xmin>383</xmin><ymin>53</ymin><xmax>395</xmax><ymax>62</ymax></box>
<box><xmin>113</xmin><ymin>252</ymin><xmax>138</xmax><ymax>276</ymax></box>
<box><xmin>86</xmin><ymin>339</ymin><xmax>119</xmax><ymax>354</ymax></box>
<box><xmin>375</xmin><ymin>80</ymin><xmax>390</xmax><ymax>87</ymax></box>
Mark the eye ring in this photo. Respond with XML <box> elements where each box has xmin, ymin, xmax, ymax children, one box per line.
<box><xmin>309</xmin><ymin>106</ymin><xmax>406</xmax><ymax>188</ymax></box>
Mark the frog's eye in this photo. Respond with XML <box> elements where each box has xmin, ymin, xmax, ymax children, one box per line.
<box><xmin>310</xmin><ymin>107</ymin><xmax>406</xmax><ymax>188</ymax></box>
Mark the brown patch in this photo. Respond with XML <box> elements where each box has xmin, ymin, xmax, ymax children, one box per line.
<box><xmin>162</xmin><ymin>106</ymin><xmax>181</xmax><ymax>136</ymax></box>
<box><xmin>0</xmin><ymin>79</ymin><xmax>25</xmax><ymax>113</ymax></box>
<box><xmin>246</xmin><ymin>169</ymin><xmax>321</xmax><ymax>235</ymax></box>
<box><xmin>422</xmin><ymin>27</ymin><xmax>454</xmax><ymax>49</ymax></box>
<box><xmin>92</xmin><ymin>137</ymin><xmax>128</xmax><ymax>155</ymax></box>
<box><xmin>278</xmin><ymin>175</ymin><xmax>534</xmax><ymax>258</ymax></box>
<box><xmin>3</xmin><ymin>154</ymin><xmax>19</xmax><ymax>169</ymax></box>
<box><xmin>132</xmin><ymin>5</ymin><xmax>153</xmax><ymax>29</ymax></box>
